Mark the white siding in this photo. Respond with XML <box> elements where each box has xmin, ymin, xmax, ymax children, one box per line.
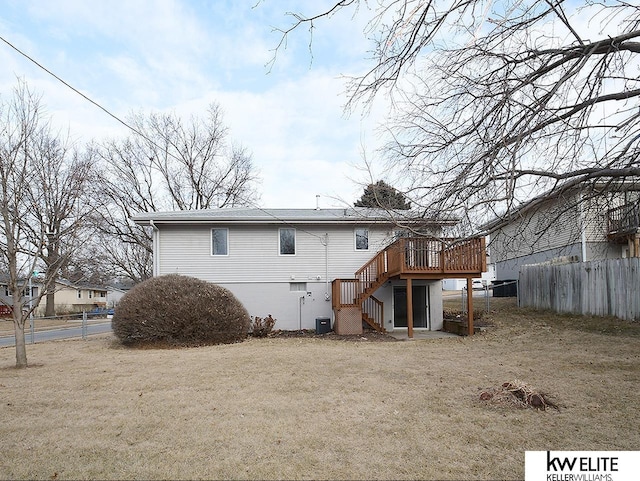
<box><xmin>157</xmin><ymin>223</ymin><xmax>393</xmax><ymax>283</ymax></box>
<box><xmin>154</xmin><ymin>221</ymin><xmax>447</xmax><ymax>331</ymax></box>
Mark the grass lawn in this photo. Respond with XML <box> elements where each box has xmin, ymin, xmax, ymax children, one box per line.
<box><xmin>1</xmin><ymin>298</ymin><xmax>639</xmax><ymax>480</ymax></box>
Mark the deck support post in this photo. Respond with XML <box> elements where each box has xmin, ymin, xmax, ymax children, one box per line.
<box><xmin>631</xmin><ymin>234</ymin><xmax>639</xmax><ymax>257</ymax></box>
<box><xmin>466</xmin><ymin>277</ymin><xmax>474</xmax><ymax>336</ymax></box>
<box><xmin>407</xmin><ymin>277</ymin><xmax>414</xmax><ymax>339</ymax></box>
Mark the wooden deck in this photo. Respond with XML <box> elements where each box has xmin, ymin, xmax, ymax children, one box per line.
<box><xmin>332</xmin><ymin>236</ymin><xmax>486</xmax><ymax>336</ymax></box>
<box><xmin>607</xmin><ymin>203</ymin><xmax>640</xmax><ymax>257</ymax></box>
<box><xmin>608</xmin><ymin>202</ymin><xmax>640</xmax><ymax>238</ymax></box>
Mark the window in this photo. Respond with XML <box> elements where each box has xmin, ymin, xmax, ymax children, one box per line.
<box><xmin>355</xmin><ymin>228</ymin><xmax>369</xmax><ymax>250</ymax></box>
<box><xmin>279</xmin><ymin>228</ymin><xmax>296</xmax><ymax>255</ymax></box>
<box><xmin>211</xmin><ymin>228</ymin><xmax>229</xmax><ymax>256</ymax></box>
<box><xmin>77</xmin><ymin>289</ymin><xmax>82</xmax><ymax>299</ymax></box>
<box><xmin>89</xmin><ymin>290</ymin><xmax>93</xmax><ymax>299</ymax></box>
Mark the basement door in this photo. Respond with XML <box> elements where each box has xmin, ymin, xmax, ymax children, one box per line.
<box><xmin>393</xmin><ymin>285</ymin><xmax>430</xmax><ymax>329</ymax></box>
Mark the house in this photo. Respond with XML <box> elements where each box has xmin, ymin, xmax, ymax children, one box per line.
<box><xmin>106</xmin><ymin>285</ymin><xmax>128</xmax><ymax>309</ymax></box>
<box><xmin>1</xmin><ymin>274</ymin><xmax>110</xmax><ymax>317</ymax></box>
<box><xmin>134</xmin><ymin>208</ymin><xmax>486</xmax><ymax>337</ymax></box>
<box><xmin>37</xmin><ymin>280</ymin><xmax>108</xmax><ymax>316</ymax></box>
<box><xmin>0</xmin><ymin>274</ymin><xmax>42</xmax><ymax>318</ymax></box>
<box><xmin>485</xmin><ymin>181</ymin><xmax>640</xmax><ymax>292</ymax></box>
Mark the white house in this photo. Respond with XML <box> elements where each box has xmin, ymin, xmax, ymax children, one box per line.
<box><xmin>133</xmin><ymin>208</ymin><xmax>486</xmax><ymax>336</ymax></box>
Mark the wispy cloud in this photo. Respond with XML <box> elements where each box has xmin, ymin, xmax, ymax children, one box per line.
<box><xmin>0</xmin><ymin>0</ymin><xmax>386</xmax><ymax>207</ymax></box>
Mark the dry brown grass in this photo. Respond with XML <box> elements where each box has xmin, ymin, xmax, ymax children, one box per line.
<box><xmin>1</xmin><ymin>298</ymin><xmax>639</xmax><ymax>480</ymax></box>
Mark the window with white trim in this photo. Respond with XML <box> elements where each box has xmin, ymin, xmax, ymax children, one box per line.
<box><xmin>355</xmin><ymin>228</ymin><xmax>369</xmax><ymax>250</ymax></box>
<box><xmin>279</xmin><ymin>228</ymin><xmax>296</xmax><ymax>255</ymax></box>
<box><xmin>211</xmin><ymin>228</ymin><xmax>229</xmax><ymax>256</ymax></box>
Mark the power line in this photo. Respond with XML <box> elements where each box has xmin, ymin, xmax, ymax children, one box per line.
<box><xmin>0</xmin><ymin>34</ymin><xmax>147</xmax><ymax>140</ymax></box>
<box><xmin>0</xmin><ymin>33</ymin><xmax>340</xmax><ymax>238</ymax></box>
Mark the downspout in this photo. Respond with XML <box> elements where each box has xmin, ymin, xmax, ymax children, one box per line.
<box><xmin>299</xmin><ymin>295</ymin><xmax>305</xmax><ymax>330</ymax></box>
<box><xmin>150</xmin><ymin>220</ymin><xmax>160</xmax><ymax>277</ymax></box>
<box><xmin>322</xmin><ymin>233</ymin><xmax>329</xmax><ymax>301</ymax></box>
<box><xmin>578</xmin><ymin>192</ymin><xmax>587</xmax><ymax>262</ymax></box>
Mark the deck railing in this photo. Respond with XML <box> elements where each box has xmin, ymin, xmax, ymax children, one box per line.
<box><xmin>333</xmin><ymin>236</ymin><xmax>486</xmax><ymax>308</ymax></box>
<box><xmin>353</xmin><ymin>236</ymin><xmax>486</xmax><ymax>296</ymax></box>
<box><xmin>362</xmin><ymin>295</ymin><xmax>384</xmax><ymax>331</ymax></box>
<box><xmin>332</xmin><ymin>236</ymin><xmax>486</xmax><ymax>333</ymax></box>
<box><xmin>331</xmin><ymin>278</ymin><xmax>360</xmax><ymax>309</ymax></box>
<box><xmin>608</xmin><ymin>203</ymin><xmax>640</xmax><ymax>236</ymax></box>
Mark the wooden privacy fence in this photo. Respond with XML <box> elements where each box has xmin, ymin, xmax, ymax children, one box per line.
<box><xmin>519</xmin><ymin>258</ymin><xmax>640</xmax><ymax>321</ymax></box>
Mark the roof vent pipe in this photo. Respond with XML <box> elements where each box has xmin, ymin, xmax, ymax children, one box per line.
<box><xmin>316</xmin><ymin>195</ymin><xmax>320</xmax><ymax>210</ymax></box>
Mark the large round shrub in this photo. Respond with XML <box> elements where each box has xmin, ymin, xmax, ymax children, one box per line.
<box><xmin>112</xmin><ymin>274</ymin><xmax>250</xmax><ymax>346</ymax></box>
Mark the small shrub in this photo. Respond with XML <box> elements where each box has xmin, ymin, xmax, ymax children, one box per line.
<box><xmin>250</xmin><ymin>314</ymin><xmax>276</xmax><ymax>337</ymax></box>
<box><xmin>112</xmin><ymin>274</ymin><xmax>250</xmax><ymax>347</ymax></box>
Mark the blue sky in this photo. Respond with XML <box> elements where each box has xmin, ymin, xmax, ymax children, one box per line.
<box><xmin>0</xmin><ymin>1</ymin><xmax>387</xmax><ymax>208</ymax></box>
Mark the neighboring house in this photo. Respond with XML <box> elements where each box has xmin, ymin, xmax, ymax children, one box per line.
<box><xmin>485</xmin><ymin>182</ymin><xmax>640</xmax><ymax>286</ymax></box>
<box><xmin>106</xmin><ymin>286</ymin><xmax>128</xmax><ymax>309</ymax></box>
<box><xmin>39</xmin><ymin>280</ymin><xmax>108</xmax><ymax>316</ymax></box>
<box><xmin>1</xmin><ymin>275</ymin><xmax>110</xmax><ymax>317</ymax></box>
<box><xmin>0</xmin><ymin>274</ymin><xmax>42</xmax><ymax>317</ymax></box>
<box><xmin>134</xmin><ymin>208</ymin><xmax>486</xmax><ymax>336</ymax></box>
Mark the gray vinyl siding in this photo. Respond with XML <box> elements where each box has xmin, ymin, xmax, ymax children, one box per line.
<box><xmin>495</xmin><ymin>244</ymin><xmax>583</xmax><ymax>280</ymax></box>
<box><xmin>496</xmin><ymin>241</ymin><xmax>627</xmax><ymax>280</ymax></box>
<box><xmin>157</xmin><ymin>223</ymin><xmax>393</xmax><ymax>283</ymax></box>
<box><xmin>491</xmin><ymin>192</ymin><xmax>631</xmax><ymax>280</ymax></box>
<box><xmin>491</xmin><ymin>199</ymin><xmax>583</xmax><ymax>264</ymax></box>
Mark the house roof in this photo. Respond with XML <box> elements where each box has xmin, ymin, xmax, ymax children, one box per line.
<box><xmin>133</xmin><ymin>207</ymin><xmax>458</xmax><ymax>227</ymax></box>
<box><xmin>0</xmin><ymin>273</ymin><xmax>42</xmax><ymax>285</ymax></box>
<box><xmin>56</xmin><ymin>279</ymin><xmax>108</xmax><ymax>291</ymax></box>
<box><xmin>0</xmin><ymin>274</ymin><xmax>109</xmax><ymax>291</ymax></box>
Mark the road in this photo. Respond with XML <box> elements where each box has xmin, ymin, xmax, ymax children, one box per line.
<box><xmin>0</xmin><ymin>322</ymin><xmax>112</xmax><ymax>347</ymax></box>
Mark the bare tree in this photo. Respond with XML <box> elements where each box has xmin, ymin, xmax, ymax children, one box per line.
<box><xmin>0</xmin><ymin>81</ymin><xmax>65</xmax><ymax>367</ymax></box>
<box><xmin>27</xmin><ymin>132</ymin><xmax>97</xmax><ymax>317</ymax></box>
<box><xmin>94</xmin><ymin>103</ymin><xmax>259</xmax><ymax>282</ymax></box>
<box><xmin>274</xmin><ymin>1</ymin><xmax>640</xmax><ymax>233</ymax></box>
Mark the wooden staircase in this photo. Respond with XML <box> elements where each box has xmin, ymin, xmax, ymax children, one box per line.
<box><xmin>332</xmin><ymin>236</ymin><xmax>487</xmax><ymax>334</ymax></box>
